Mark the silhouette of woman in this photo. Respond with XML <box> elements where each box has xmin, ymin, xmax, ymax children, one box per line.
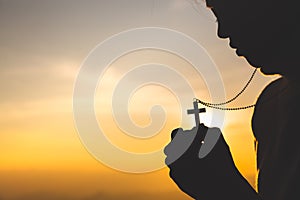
<box><xmin>164</xmin><ymin>0</ymin><xmax>300</xmax><ymax>199</ymax></box>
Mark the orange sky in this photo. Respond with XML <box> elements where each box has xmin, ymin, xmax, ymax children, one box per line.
<box><xmin>0</xmin><ymin>0</ymin><xmax>279</xmax><ymax>199</ymax></box>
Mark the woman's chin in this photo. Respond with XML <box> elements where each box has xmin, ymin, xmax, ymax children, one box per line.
<box><xmin>236</xmin><ymin>50</ymin><xmax>261</xmax><ymax>67</ymax></box>
<box><xmin>236</xmin><ymin>50</ymin><xmax>284</xmax><ymax>76</ymax></box>
<box><xmin>259</xmin><ymin>67</ymin><xmax>283</xmax><ymax>76</ymax></box>
<box><xmin>243</xmin><ymin>54</ymin><xmax>262</xmax><ymax>68</ymax></box>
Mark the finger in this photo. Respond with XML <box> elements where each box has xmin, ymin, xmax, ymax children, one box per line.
<box><xmin>171</xmin><ymin>128</ymin><xmax>183</xmax><ymax>140</ymax></box>
<box><xmin>164</xmin><ymin>127</ymin><xmax>183</xmax><ymax>156</ymax></box>
<box><xmin>164</xmin><ymin>128</ymin><xmax>195</xmax><ymax>165</ymax></box>
<box><xmin>164</xmin><ymin>125</ymin><xmax>208</xmax><ymax>165</ymax></box>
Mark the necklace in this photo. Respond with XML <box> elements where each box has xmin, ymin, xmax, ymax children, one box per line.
<box><xmin>194</xmin><ymin>68</ymin><xmax>258</xmax><ymax>111</ymax></box>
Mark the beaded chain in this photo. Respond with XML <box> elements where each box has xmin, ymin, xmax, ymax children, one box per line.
<box><xmin>194</xmin><ymin>68</ymin><xmax>258</xmax><ymax>110</ymax></box>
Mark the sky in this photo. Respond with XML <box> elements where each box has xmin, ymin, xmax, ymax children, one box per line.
<box><xmin>0</xmin><ymin>0</ymin><xmax>279</xmax><ymax>199</ymax></box>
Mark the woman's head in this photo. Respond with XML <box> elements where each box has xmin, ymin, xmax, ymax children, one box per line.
<box><xmin>206</xmin><ymin>0</ymin><xmax>299</xmax><ymax>78</ymax></box>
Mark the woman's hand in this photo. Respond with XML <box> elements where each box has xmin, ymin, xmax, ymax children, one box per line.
<box><xmin>164</xmin><ymin>124</ymin><xmax>254</xmax><ymax>199</ymax></box>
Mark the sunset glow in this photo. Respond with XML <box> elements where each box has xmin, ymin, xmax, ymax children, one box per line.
<box><xmin>0</xmin><ymin>0</ymin><xmax>279</xmax><ymax>199</ymax></box>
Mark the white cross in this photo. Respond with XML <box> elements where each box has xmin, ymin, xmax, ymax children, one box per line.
<box><xmin>187</xmin><ymin>101</ymin><xmax>206</xmax><ymax>127</ymax></box>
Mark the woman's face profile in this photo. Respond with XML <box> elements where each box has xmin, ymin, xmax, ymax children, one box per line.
<box><xmin>207</xmin><ymin>1</ymin><xmax>267</xmax><ymax>64</ymax></box>
<box><xmin>206</xmin><ymin>0</ymin><xmax>296</xmax><ymax>76</ymax></box>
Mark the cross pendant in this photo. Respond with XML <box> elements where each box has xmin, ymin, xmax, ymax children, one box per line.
<box><xmin>187</xmin><ymin>100</ymin><xmax>206</xmax><ymax>127</ymax></box>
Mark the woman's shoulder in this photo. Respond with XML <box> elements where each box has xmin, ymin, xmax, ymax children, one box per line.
<box><xmin>252</xmin><ymin>76</ymin><xmax>293</xmax><ymax>145</ymax></box>
<box><xmin>255</xmin><ymin>77</ymin><xmax>288</xmax><ymax>108</ymax></box>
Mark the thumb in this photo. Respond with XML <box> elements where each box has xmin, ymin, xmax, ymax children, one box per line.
<box><xmin>198</xmin><ymin>127</ymin><xmax>222</xmax><ymax>158</ymax></box>
<box><xmin>185</xmin><ymin>124</ymin><xmax>209</xmax><ymax>157</ymax></box>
